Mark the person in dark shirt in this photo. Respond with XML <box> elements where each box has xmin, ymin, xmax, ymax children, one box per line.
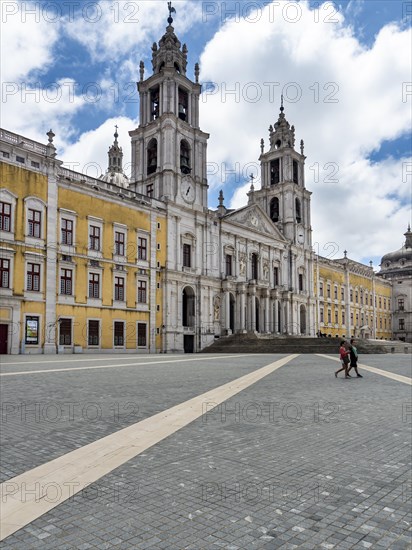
<box><xmin>347</xmin><ymin>338</ymin><xmax>363</xmax><ymax>377</ymax></box>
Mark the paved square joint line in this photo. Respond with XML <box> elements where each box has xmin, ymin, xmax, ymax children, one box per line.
<box><xmin>0</xmin><ymin>354</ymin><xmax>298</xmax><ymax>541</ymax></box>
<box><xmin>316</xmin><ymin>354</ymin><xmax>412</xmax><ymax>385</ymax></box>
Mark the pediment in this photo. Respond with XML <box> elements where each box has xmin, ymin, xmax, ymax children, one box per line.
<box><xmin>223</xmin><ymin>204</ymin><xmax>286</xmax><ymax>241</ymax></box>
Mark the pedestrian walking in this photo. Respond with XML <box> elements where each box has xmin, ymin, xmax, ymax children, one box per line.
<box><xmin>335</xmin><ymin>341</ymin><xmax>351</xmax><ymax>378</ymax></box>
<box><xmin>347</xmin><ymin>338</ymin><xmax>363</xmax><ymax>377</ymax></box>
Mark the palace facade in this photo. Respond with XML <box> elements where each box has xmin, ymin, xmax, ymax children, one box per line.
<box><xmin>0</xmin><ymin>15</ymin><xmax>409</xmax><ymax>353</ymax></box>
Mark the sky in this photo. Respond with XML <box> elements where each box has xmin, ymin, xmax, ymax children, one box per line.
<box><xmin>2</xmin><ymin>0</ymin><xmax>411</xmax><ymax>266</ymax></box>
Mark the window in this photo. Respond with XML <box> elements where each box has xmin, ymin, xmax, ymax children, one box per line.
<box><xmin>88</xmin><ymin>273</ymin><xmax>100</xmax><ymax>298</ymax></box>
<box><xmin>341</xmin><ymin>288</ymin><xmax>344</xmax><ymax>301</ymax></box>
<box><xmin>298</xmin><ymin>274</ymin><xmax>304</xmax><ymax>292</ymax></box>
<box><xmin>370</xmin><ymin>295</ymin><xmax>373</xmax><ymax>306</ymax></box>
<box><xmin>114</xmin><ymin>322</ymin><xmax>124</xmax><ymax>346</ymax></box>
<box><xmin>137</xmin><ymin>323</ymin><xmax>147</xmax><ymax>347</ymax></box>
<box><xmin>334</xmin><ymin>286</ymin><xmax>338</xmax><ymax>299</ymax></box>
<box><xmin>138</xmin><ymin>280</ymin><xmax>147</xmax><ymax>303</ymax></box>
<box><xmin>295</xmin><ymin>198</ymin><xmax>302</xmax><ymax>223</ymax></box>
<box><xmin>327</xmin><ymin>284</ymin><xmax>331</xmax><ymax>299</ymax></box>
<box><xmin>273</xmin><ymin>267</ymin><xmax>279</xmax><ymax>287</ymax></box>
<box><xmin>355</xmin><ymin>291</ymin><xmax>358</xmax><ymax>303</ymax></box>
<box><xmin>150</xmin><ymin>86</ymin><xmax>160</xmax><ymax>120</ymax></box>
<box><xmin>60</xmin><ymin>269</ymin><xmax>73</xmax><ymax>295</ymax></box>
<box><xmin>61</xmin><ymin>219</ymin><xmax>73</xmax><ymax>245</ymax></box>
<box><xmin>335</xmin><ymin>310</ymin><xmax>338</xmax><ymax>324</ymax></box>
<box><xmin>88</xmin><ymin>320</ymin><xmax>100</xmax><ymax>346</ymax></box>
<box><xmin>138</xmin><ymin>237</ymin><xmax>147</xmax><ymax>261</ymax></box>
<box><xmin>178</xmin><ymin>88</ymin><xmax>189</xmax><ymax>121</ymax></box>
<box><xmin>16</xmin><ymin>155</ymin><xmax>25</xmax><ymax>164</ymax></box>
<box><xmin>27</xmin><ymin>263</ymin><xmax>40</xmax><ymax>291</ymax></box>
<box><xmin>379</xmin><ymin>297</ymin><xmax>382</xmax><ymax>308</ymax></box>
<box><xmin>350</xmin><ymin>289</ymin><xmax>353</xmax><ymax>302</ymax></box>
<box><xmin>327</xmin><ymin>310</ymin><xmax>331</xmax><ymax>324</ymax></box>
<box><xmin>320</xmin><ymin>308</ymin><xmax>324</xmax><ymax>323</ymax></box>
<box><xmin>114</xmin><ymin>277</ymin><xmax>125</xmax><ymax>301</ymax></box>
<box><xmin>25</xmin><ymin>316</ymin><xmax>39</xmax><ymax>344</ymax></box>
<box><xmin>342</xmin><ymin>310</ymin><xmax>345</xmax><ymax>325</ymax></box>
<box><xmin>225</xmin><ymin>254</ymin><xmax>232</xmax><ymax>277</ymax></box>
<box><xmin>0</xmin><ymin>259</ymin><xmax>10</xmax><ymax>288</ymax></box>
<box><xmin>383</xmin><ymin>298</ymin><xmax>386</xmax><ymax>309</ymax></box>
<box><xmin>89</xmin><ymin>226</ymin><xmax>101</xmax><ymax>251</ymax></box>
<box><xmin>0</xmin><ymin>202</ymin><xmax>11</xmax><ymax>231</ymax></box>
<box><xmin>399</xmin><ymin>319</ymin><xmax>405</xmax><ymax>330</ymax></box>
<box><xmin>270</xmin><ymin>197</ymin><xmax>279</xmax><ymax>222</ymax></box>
<box><xmin>59</xmin><ymin>319</ymin><xmax>72</xmax><ymax>345</ymax></box>
<box><xmin>360</xmin><ymin>290</ymin><xmax>363</xmax><ymax>305</ymax></box>
<box><xmin>183</xmin><ymin>244</ymin><xmax>191</xmax><ymax>268</ymax></box>
<box><xmin>293</xmin><ymin>160</ymin><xmax>299</xmax><ymax>184</ymax></box>
<box><xmin>31</xmin><ymin>161</ymin><xmax>40</xmax><ymax>169</ymax></box>
<box><xmin>146</xmin><ymin>184</ymin><xmax>154</xmax><ymax>198</ymax></box>
<box><xmin>251</xmin><ymin>253</ymin><xmax>258</xmax><ymax>280</ymax></box>
<box><xmin>319</xmin><ymin>282</ymin><xmax>323</xmax><ymax>296</ymax></box>
<box><xmin>28</xmin><ymin>209</ymin><xmax>41</xmax><ymax>238</ymax></box>
<box><xmin>180</xmin><ymin>140</ymin><xmax>191</xmax><ymax>174</ymax></box>
<box><xmin>398</xmin><ymin>298</ymin><xmax>405</xmax><ymax>311</ymax></box>
<box><xmin>147</xmin><ymin>139</ymin><xmax>157</xmax><ymax>175</ymax></box>
<box><xmin>270</xmin><ymin>159</ymin><xmax>280</xmax><ymax>185</ymax></box>
<box><xmin>114</xmin><ymin>231</ymin><xmax>125</xmax><ymax>256</ymax></box>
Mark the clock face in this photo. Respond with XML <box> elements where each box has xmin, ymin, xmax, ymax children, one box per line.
<box><xmin>181</xmin><ymin>177</ymin><xmax>196</xmax><ymax>204</ymax></box>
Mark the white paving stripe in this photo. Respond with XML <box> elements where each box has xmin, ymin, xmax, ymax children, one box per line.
<box><xmin>316</xmin><ymin>354</ymin><xmax>412</xmax><ymax>385</ymax></box>
<box><xmin>0</xmin><ymin>354</ymin><xmax>265</xmax><ymax>377</ymax></box>
<box><xmin>0</xmin><ymin>354</ymin><xmax>298</xmax><ymax>540</ymax></box>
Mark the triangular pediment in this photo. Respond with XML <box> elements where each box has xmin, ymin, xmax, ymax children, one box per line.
<box><xmin>223</xmin><ymin>204</ymin><xmax>286</xmax><ymax>241</ymax></box>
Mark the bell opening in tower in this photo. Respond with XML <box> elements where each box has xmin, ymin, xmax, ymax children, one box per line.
<box><xmin>178</xmin><ymin>88</ymin><xmax>188</xmax><ymax>121</ymax></box>
<box><xmin>293</xmin><ymin>160</ymin><xmax>299</xmax><ymax>184</ymax></box>
<box><xmin>147</xmin><ymin>139</ymin><xmax>158</xmax><ymax>175</ymax></box>
<box><xmin>180</xmin><ymin>140</ymin><xmax>191</xmax><ymax>174</ymax></box>
<box><xmin>150</xmin><ymin>87</ymin><xmax>160</xmax><ymax>121</ymax></box>
<box><xmin>270</xmin><ymin>159</ymin><xmax>280</xmax><ymax>185</ymax></box>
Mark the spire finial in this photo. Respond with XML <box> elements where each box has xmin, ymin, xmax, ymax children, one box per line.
<box><xmin>167</xmin><ymin>1</ymin><xmax>176</xmax><ymax>25</ymax></box>
<box><xmin>250</xmin><ymin>174</ymin><xmax>255</xmax><ymax>191</ymax></box>
<box><xmin>218</xmin><ymin>190</ymin><xmax>224</xmax><ymax>206</ymax></box>
<box><xmin>280</xmin><ymin>94</ymin><xmax>284</xmax><ymax>112</ymax></box>
<box><xmin>260</xmin><ymin>138</ymin><xmax>264</xmax><ymax>154</ymax></box>
<box><xmin>408</xmin><ymin>223</ymin><xmax>411</xmax><ymax>232</ymax></box>
<box><xmin>47</xmin><ymin>129</ymin><xmax>55</xmax><ymax>144</ymax></box>
<box><xmin>344</xmin><ymin>250</ymin><xmax>347</xmax><ymax>258</ymax></box>
<box><xmin>139</xmin><ymin>60</ymin><xmax>145</xmax><ymax>82</ymax></box>
<box><xmin>114</xmin><ymin>125</ymin><xmax>119</xmax><ymax>144</ymax></box>
<box><xmin>194</xmin><ymin>63</ymin><xmax>199</xmax><ymax>83</ymax></box>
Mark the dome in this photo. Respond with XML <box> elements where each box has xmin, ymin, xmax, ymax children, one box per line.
<box><xmin>379</xmin><ymin>226</ymin><xmax>412</xmax><ymax>275</ymax></box>
<box><xmin>99</xmin><ymin>170</ymin><xmax>129</xmax><ymax>189</ymax></box>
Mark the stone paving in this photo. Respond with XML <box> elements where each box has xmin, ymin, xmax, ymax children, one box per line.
<box><xmin>1</xmin><ymin>353</ymin><xmax>411</xmax><ymax>549</ymax></box>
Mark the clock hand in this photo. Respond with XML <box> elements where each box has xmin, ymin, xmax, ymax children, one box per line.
<box><xmin>186</xmin><ymin>187</ymin><xmax>190</xmax><ymax>196</ymax></box>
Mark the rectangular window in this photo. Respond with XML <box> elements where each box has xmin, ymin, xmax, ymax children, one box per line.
<box><xmin>16</xmin><ymin>155</ymin><xmax>25</xmax><ymax>164</ymax></box>
<box><xmin>88</xmin><ymin>320</ymin><xmax>100</xmax><ymax>346</ymax></box>
<box><xmin>251</xmin><ymin>253</ymin><xmax>258</xmax><ymax>280</ymax></box>
<box><xmin>114</xmin><ymin>231</ymin><xmax>125</xmax><ymax>256</ymax></box>
<box><xmin>355</xmin><ymin>291</ymin><xmax>358</xmax><ymax>303</ymax></box>
<box><xmin>60</xmin><ymin>269</ymin><xmax>73</xmax><ymax>295</ymax></box>
<box><xmin>27</xmin><ymin>263</ymin><xmax>40</xmax><ymax>291</ymax></box>
<box><xmin>327</xmin><ymin>284</ymin><xmax>331</xmax><ymax>299</ymax></box>
<box><xmin>59</xmin><ymin>318</ymin><xmax>72</xmax><ymax>345</ymax></box>
<box><xmin>350</xmin><ymin>290</ymin><xmax>353</xmax><ymax>302</ymax></box>
<box><xmin>28</xmin><ymin>209</ymin><xmax>41</xmax><ymax>238</ymax></box>
<box><xmin>270</xmin><ymin>158</ymin><xmax>280</xmax><ymax>185</ymax></box>
<box><xmin>138</xmin><ymin>237</ymin><xmax>147</xmax><ymax>261</ymax></box>
<box><xmin>360</xmin><ymin>290</ymin><xmax>363</xmax><ymax>305</ymax></box>
<box><xmin>327</xmin><ymin>310</ymin><xmax>331</xmax><ymax>324</ymax></box>
<box><xmin>341</xmin><ymin>288</ymin><xmax>344</xmax><ymax>301</ymax></box>
<box><xmin>299</xmin><ymin>274</ymin><xmax>304</xmax><ymax>291</ymax></box>
<box><xmin>334</xmin><ymin>286</ymin><xmax>338</xmax><ymax>299</ymax></box>
<box><xmin>292</xmin><ymin>160</ymin><xmax>298</xmax><ymax>184</ymax></box>
<box><xmin>399</xmin><ymin>318</ymin><xmax>405</xmax><ymax>330</ymax></box>
<box><xmin>0</xmin><ymin>259</ymin><xmax>10</xmax><ymax>288</ymax></box>
<box><xmin>225</xmin><ymin>254</ymin><xmax>232</xmax><ymax>277</ymax></box>
<box><xmin>370</xmin><ymin>295</ymin><xmax>373</xmax><ymax>306</ymax></box>
<box><xmin>146</xmin><ymin>184</ymin><xmax>154</xmax><ymax>198</ymax></box>
<box><xmin>342</xmin><ymin>310</ymin><xmax>345</xmax><ymax>325</ymax></box>
<box><xmin>319</xmin><ymin>282</ymin><xmax>323</xmax><ymax>296</ymax></box>
<box><xmin>138</xmin><ymin>280</ymin><xmax>147</xmax><ymax>303</ymax></box>
<box><xmin>320</xmin><ymin>308</ymin><xmax>324</xmax><ymax>323</ymax></box>
<box><xmin>183</xmin><ymin>244</ymin><xmax>191</xmax><ymax>268</ymax></box>
<box><xmin>379</xmin><ymin>297</ymin><xmax>382</xmax><ymax>308</ymax></box>
<box><xmin>0</xmin><ymin>202</ymin><xmax>11</xmax><ymax>231</ymax></box>
<box><xmin>114</xmin><ymin>322</ymin><xmax>124</xmax><ymax>346</ymax></box>
<box><xmin>383</xmin><ymin>298</ymin><xmax>386</xmax><ymax>309</ymax></box>
<box><xmin>273</xmin><ymin>267</ymin><xmax>279</xmax><ymax>287</ymax></box>
<box><xmin>334</xmin><ymin>310</ymin><xmax>338</xmax><ymax>324</ymax></box>
<box><xmin>88</xmin><ymin>273</ymin><xmax>100</xmax><ymax>298</ymax></box>
<box><xmin>89</xmin><ymin>225</ymin><xmax>101</xmax><ymax>250</ymax></box>
<box><xmin>114</xmin><ymin>277</ymin><xmax>125</xmax><ymax>301</ymax></box>
<box><xmin>137</xmin><ymin>323</ymin><xmax>147</xmax><ymax>347</ymax></box>
<box><xmin>398</xmin><ymin>298</ymin><xmax>405</xmax><ymax>311</ymax></box>
<box><xmin>25</xmin><ymin>316</ymin><xmax>39</xmax><ymax>344</ymax></box>
<box><xmin>61</xmin><ymin>218</ymin><xmax>73</xmax><ymax>245</ymax></box>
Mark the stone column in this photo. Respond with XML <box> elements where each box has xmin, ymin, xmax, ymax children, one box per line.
<box><xmin>239</xmin><ymin>286</ymin><xmax>246</xmax><ymax>333</ymax></box>
<box><xmin>264</xmin><ymin>290</ymin><xmax>270</xmax><ymax>332</ymax></box>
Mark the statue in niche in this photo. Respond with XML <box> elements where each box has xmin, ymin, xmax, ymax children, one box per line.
<box><xmin>239</xmin><ymin>254</ymin><xmax>246</xmax><ymax>276</ymax></box>
<box><xmin>214</xmin><ymin>296</ymin><xmax>221</xmax><ymax>321</ymax></box>
<box><xmin>263</xmin><ymin>261</ymin><xmax>269</xmax><ymax>279</ymax></box>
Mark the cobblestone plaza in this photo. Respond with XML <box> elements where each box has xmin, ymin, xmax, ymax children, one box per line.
<box><xmin>0</xmin><ymin>353</ymin><xmax>411</xmax><ymax>549</ymax></box>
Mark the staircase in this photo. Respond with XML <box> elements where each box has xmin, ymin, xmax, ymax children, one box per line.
<box><xmin>201</xmin><ymin>334</ymin><xmax>411</xmax><ymax>354</ymax></box>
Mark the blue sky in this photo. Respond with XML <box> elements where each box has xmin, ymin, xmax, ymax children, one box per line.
<box><xmin>2</xmin><ymin>0</ymin><xmax>411</xmax><ymax>265</ymax></box>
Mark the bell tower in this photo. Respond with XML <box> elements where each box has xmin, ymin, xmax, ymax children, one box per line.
<box><xmin>254</xmin><ymin>98</ymin><xmax>312</xmax><ymax>247</ymax></box>
<box><xmin>129</xmin><ymin>3</ymin><xmax>209</xmax><ymax>209</ymax></box>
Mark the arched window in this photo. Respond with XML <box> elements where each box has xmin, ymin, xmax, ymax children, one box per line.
<box><xmin>270</xmin><ymin>197</ymin><xmax>279</xmax><ymax>222</ymax></box>
<box><xmin>295</xmin><ymin>198</ymin><xmax>302</xmax><ymax>223</ymax></box>
<box><xmin>180</xmin><ymin>140</ymin><xmax>191</xmax><ymax>174</ymax></box>
<box><xmin>182</xmin><ymin>287</ymin><xmax>195</xmax><ymax>327</ymax></box>
<box><xmin>178</xmin><ymin>88</ymin><xmax>188</xmax><ymax>121</ymax></box>
<box><xmin>150</xmin><ymin>86</ymin><xmax>159</xmax><ymax>120</ymax></box>
<box><xmin>147</xmin><ymin>139</ymin><xmax>157</xmax><ymax>175</ymax></box>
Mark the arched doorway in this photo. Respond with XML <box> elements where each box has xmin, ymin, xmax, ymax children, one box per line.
<box><xmin>255</xmin><ymin>297</ymin><xmax>260</xmax><ymax>333</ymax></box>
<box><xmin>300</xmin><ymin>305</ymin><xmax>306</xmax><ymax>335</ymax></box>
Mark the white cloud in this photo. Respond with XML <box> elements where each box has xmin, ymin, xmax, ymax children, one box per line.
<box><xmin>199</xmin><ymin>0</ymin><xmax>411</xmax><ymax>262</ymax></box>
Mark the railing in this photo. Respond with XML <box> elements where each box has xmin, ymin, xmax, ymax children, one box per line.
<box><xmin>0</xmin><ymin>128</ymin><xmax>47</xmax><ymax>155</ymax></box>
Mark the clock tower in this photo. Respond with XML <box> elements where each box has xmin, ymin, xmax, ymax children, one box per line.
<box><xmin>129</xmin><ymin>7</ymin><xmax>209</xmax><ymax>211</ymax></box>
